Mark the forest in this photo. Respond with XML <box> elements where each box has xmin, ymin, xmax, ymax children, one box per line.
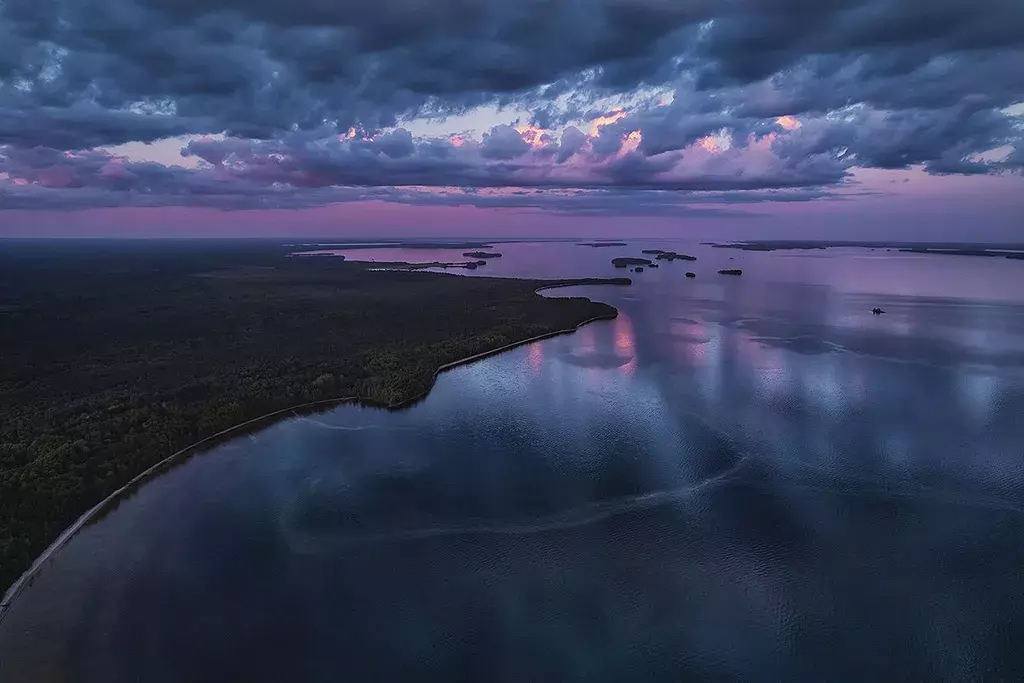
<box><xmin>0</xmin><ymin>240</ymin><xmax>623</xmax><ymax>592</ymax></box>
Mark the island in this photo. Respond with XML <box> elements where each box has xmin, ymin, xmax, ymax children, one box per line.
<box><xmin>649</xmin><ymin>263</ymin><xmax>660</xmax><ymax>268</ymax></box>
<box><xmin>634</xmin><ymin>267</ymin><xmax>644</xmax><ymax>273</ymax></box>
<box><xmin>463</xmin><ymin>251</ymin><xmax>503</xmax><ymax>259</ymax></box>
<box><xmin>718</xmin><ymin>269</ymin><xmax>743</xmax><ymax>275</ymax></box>
<box><xmin>686</xmin><ymin>272</ymin><xmax>696</xmax><ymax>278</ymax></box>
<box><xmin>0</xmin><ymin>241</ymin><xmax>630</xmax><ymax>596</ymax></box>
<box><xmin>654</xmin><ymin>251</ymin><xmax>697</xmax><ymax>261</ymax></box>
<box><xmin>612</xmin><ymin>257</ymin><xmax>654</xmax><ymax>268</ymax></box>
<box><xmin>578</xmin><ymin>242</ymin><xmax>629</xmax><ymax>248</ymax></box>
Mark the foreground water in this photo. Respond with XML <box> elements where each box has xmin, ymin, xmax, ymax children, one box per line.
<box><xmin>2</xmin><ymin>241</ymin><xmax>1023</xmax><ymax>682</ymax></box>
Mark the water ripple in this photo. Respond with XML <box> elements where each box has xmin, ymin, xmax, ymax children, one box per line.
<box><xmin>282</xmin><ymin>453</ymin><xmax>752</xmax><ymax>555</ymax></box>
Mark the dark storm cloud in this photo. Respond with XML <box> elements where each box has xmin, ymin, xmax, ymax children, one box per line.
<box><xmin>480</xmin><ymin>125</ymin><xmax>532</xmax><ymax>160</ymax></box>
<box><xmin>769</xmin><ymin>100</ymin><xmax>1023</xmax><ymax>173</ymax></box>
<box><xmin>0</xmin><ymin>104</ymin><xmax>219</xmax><ymax>149</ymax></box>
<box><xmin>1</xmin><ymin>0</ymin><xmax>1022</xmax><ymax>213</ymax></box>
<box><xmin>4</xmin><ymin>0</ymin><xmax>1022</xmax><ymax>141</ymax></box>
<box><xmin>696</xmin><ymin>0</ymin><xmax>1024</xmax><ymax>85</ymax></box>
<box><xmin>359</xmin><ymin>128</ymin><xmax>416</xmax><ymax>159</ymax></box>
<box><xmin>2</xmin><ymin>0</ymin><xmax>701</xmax><ymax>142</ymax></box>
<box><xmin>594</xmin><ymin>51</ymin><xmax>1024</xmax><ymax>172</ymax></box>
<box><xmin>556</xmin><ymin>127</ymin><xmax>588</xmax><ymax>163</ymax></box>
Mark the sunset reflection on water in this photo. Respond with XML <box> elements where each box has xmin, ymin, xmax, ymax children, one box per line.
<box><xmin>612</xmin><ymin>312</ymin><xmax>638</xmax><ymax>377</ymax></box>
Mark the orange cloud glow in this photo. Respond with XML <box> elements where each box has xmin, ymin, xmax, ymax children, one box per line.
<box><xmin>514</xmin><ymin>123</ymin><xmax>549</xmax><ymax>148</ymax></box>
<box><xmin>699</xmin><ymin>136</ymin><xmax>723</xmax><ymax>153</ymax></box>
<box><xmin>776</xmin><ymin>115</ymin><xmax>801</xmax><ymax>130</ymax></box>
<box><xmin>588</xmin><ymin>109</ymin><xmax>628</xmax><ymax>136</ymax></box>
<box><xmin>622</xmin><ymin>130</ymin><xmax>642</xmax><ymax>154</ymax></box>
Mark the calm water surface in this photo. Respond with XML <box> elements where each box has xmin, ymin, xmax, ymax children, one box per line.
<box><xmin>2</xmin><ymin>241</ymin><xmax>1023</xmax><ymax>682</ymax></box>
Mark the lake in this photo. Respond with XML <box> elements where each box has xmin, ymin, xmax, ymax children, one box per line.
<box><xmin>2</xmin><ymin>240</ymin><xmax>1023</xmax><ymax>682</ymax></box>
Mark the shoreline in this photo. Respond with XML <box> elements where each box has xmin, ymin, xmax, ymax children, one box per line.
<box><xmin>0</xmin><ymin>282</ymin><xmax>621</xmax><ymax>623</ymax></box>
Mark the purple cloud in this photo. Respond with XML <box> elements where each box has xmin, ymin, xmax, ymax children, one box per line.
<box><xmin>0</xmin><ymin>0</ymin><xmax>1021</xmax><ymax>223</ymax></box>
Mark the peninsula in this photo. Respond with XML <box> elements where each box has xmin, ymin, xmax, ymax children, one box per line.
<box><xmin>0</xmin><ymin>240</ymin><xmax>628</xmax><ymax>593</ymax></box>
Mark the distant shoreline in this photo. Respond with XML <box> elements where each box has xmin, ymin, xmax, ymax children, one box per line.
<box><xmin>706</xmin><ymin>240</ymin><xmax>1024</xmax><ymax>259</ymax></box>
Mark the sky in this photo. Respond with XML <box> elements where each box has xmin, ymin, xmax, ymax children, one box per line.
<box><xmin>0</xmin><ymin>0</ymin><xmax>1022</xmax><ymax>240</ymax></box>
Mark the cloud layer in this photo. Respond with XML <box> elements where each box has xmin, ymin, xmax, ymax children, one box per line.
<box><xmin>1</xmin><ymin>0</ymin><xmax>1022</xmax><ymax>214</ymax></box>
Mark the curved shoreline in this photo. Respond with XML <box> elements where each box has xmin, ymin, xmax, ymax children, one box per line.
<box><xmin>0</xmin><ymin>282</ymin><xmax>622</xmax><ymax>623</ymax></box>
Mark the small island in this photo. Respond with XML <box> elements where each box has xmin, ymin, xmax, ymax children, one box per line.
<box><xmin>686</xmin><ymin>272</ymin><xmax>696</xmax><ymax>279</ymax></box>
<box><xmin>634</xmin><ymin>267</ymin><xmax>644</xmax><ymax>273</ymax></box>
<box><xmin>718</xmin><ymin>269</ymin><xmax>743</xmax><ymax>276</ymax></box>
<box><xmin>579</xmin><ymin>242</ymin><xmax>629</xmax><ymax>248</ymax></box>
<box><xmin>655</xmin><ymin>251</ymin><xmax>697</xmax><ymax>261</ymax></box>
<box><xmin>612</xmin><ymin>257</ymin><xmax>654</xmax><ymax>268</ymax></box>
<box><xmin>464</xmin><ymin>251</ymin><xmax>503</xmax><ymax>259</ymax></box>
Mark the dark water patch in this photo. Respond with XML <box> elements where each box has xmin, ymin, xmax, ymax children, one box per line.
<box><xmin>559</xmin><ymin>352</ymin><xmax>635</xmax><ymax>369</ymax></box>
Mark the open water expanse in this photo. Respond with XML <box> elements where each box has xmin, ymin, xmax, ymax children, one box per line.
<box><xmin>2</xmin><ymin>240</ymin><xmax>1023</xmax><ymax>682</ymax></box>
